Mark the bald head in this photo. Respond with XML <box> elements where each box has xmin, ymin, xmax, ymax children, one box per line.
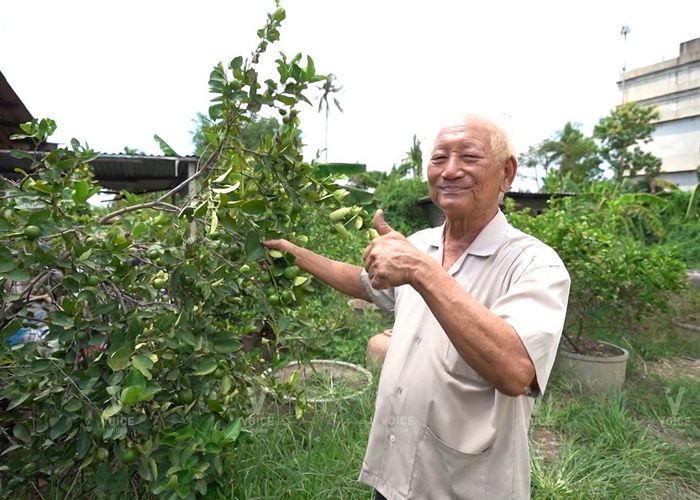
<box><xmin>435</xmin><ymin>114</ymin><xmax>516</xmax><ymax>166</ymax></box>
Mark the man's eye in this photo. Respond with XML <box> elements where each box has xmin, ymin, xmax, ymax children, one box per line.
<box><xmin>431</xmin><ymin>155</ymin><xmax>447</xmax><ymax>162</ymax></box>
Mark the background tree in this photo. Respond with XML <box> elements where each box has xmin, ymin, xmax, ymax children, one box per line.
<box><xmin>593</xmin><ymin>102</ymin><xmax>662</xmax><ymax>186</ymax></box>
<box><xmin>518</xmin><ymin>122</ymin><xmax>601</xmax><ymax>192</ymax></box>
<box><xmin>316</xmin><ymin>73</ymin><xmax>343</xmax><ymax>162</ymax></box>
<box><xmin>191</xmin><ymin>112</ymin><xmax>284</xmax><ymax>156</ymax></box>
<box><xmin>390</xmin><ymin>135</ymin><xmax>423</xmax><ymax>179</ymax></box>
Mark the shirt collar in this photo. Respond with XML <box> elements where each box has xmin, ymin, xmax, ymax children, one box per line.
<box><xmin>427</xmin><ymin>210</ymin><xmax>509</xmax><ymax>257</ymax></box>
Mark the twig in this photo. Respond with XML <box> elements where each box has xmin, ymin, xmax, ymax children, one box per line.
<box><xmin>20</xmin><ymin>270</ymin><xmax>53</xmax><ymax>301</ymax></box>
<box><xmin>48</xmin><ymin>358</ymin><xmax>103</xmax><ymax>414</ymax></box>
<box><xmin>99</xmin><ymin>150</ymin><xmax>219</xmax><ymax>224</ymax></box>
<box><xmin>106</xmin><ymin>281</ymin><xmax>126</xmax><ymax>312</ymax></box>
<box><xmin>30</xmin><ymin>481</ymin><xmax>46</xmax><ymax>500</ymax></box>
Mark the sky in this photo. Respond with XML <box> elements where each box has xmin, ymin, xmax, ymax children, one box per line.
<box><xmin>1</xmin><ymin>1</ymin><xmax>699</xmax><ymax>190</ymax></box>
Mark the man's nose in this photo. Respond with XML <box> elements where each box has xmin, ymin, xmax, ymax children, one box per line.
<box><xmin>441</xmin><ymin>155</ymin><xmax>464</xmax><ymax>179</ymax></box>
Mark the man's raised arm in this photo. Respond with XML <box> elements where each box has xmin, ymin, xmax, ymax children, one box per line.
<box><xmin>263</xmin><ymin>239</ymin><xmax>370</xmax><ymax>301</ymax></box>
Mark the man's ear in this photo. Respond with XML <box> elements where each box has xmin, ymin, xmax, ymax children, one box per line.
<box><xmin>500</xmin><ymin>155</ymin><xmax>518</xmax><ymax>193</ymax></box>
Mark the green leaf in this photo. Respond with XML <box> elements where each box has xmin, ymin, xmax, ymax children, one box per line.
<box><xmin>72</xmin><ymin>181</ymin><xmax>91</xmax><ymax>204</ymax></box>
<box><xmin>101</xmin><ymin>402</ymin><xmax>123</xmax><ymax>422</ymax></box>
<box><xmin>293</xmin><ymin>276</ymin><xmax>309</xmax><ymax>287</ymax></box>
<box><xmin>211</xmin><ymin>183</ymin><xmax>240</xmax><ymax>194</ymax></box>
<box><xmin>125</xmin><ymin>368</ymin><xmax>147</xmax><ymax>389</ymax></box>
<box><xmin>64</xmin><ymin>399</ymin><xmax>82</xmax><ymax>412</ymax></box>
<box><xmin>275</xmin><ymin>94</ymin><xmax>296</xmax><ymax>106</ymax></box>
<box><xmin>9</xmin><ymin>149</ymin><xmax>32</xmax><ymax>159</ymax></box>
<box><xmin>2</xmin><ymin>269</ymin><xmax>30</xmax><ymax>282</ymax></box>
<box><xmin>76</xmin><ymin>429</ymin><xmax>90</xmax><ymax>458</ymax></box>
<box><xmin>153</xmin><ymin>134</ymin><xmax>179</xmax><ymax>156</ymax></box>
<box><xmin>222</xmin><ymin>418</ymin><xmax>242</xmax><ymax>443</ymax></box>
<box><xmin>108</xmin><ymin>345</ymin><xmax>131</xmax><ymax>371</ymax></box>
<box><xmin>314</xmin><ymin>162</ymin><xmax>366</xmax><ymax>177</ymax></box>
<box><xmin>132</xmin><ymin>221</ymin><xmax>147</xmax><ymax>238</ymax></box>
<box><xmin>0</xmin><ymin>260</ymin><xmax>16</xmax><ymax>273</ymax></box>
<box><xmin>7</xmin><ymin>393</ymin><xmax>31</xmax><ymax>410</ymax></box>
<box><xmin>51</xmin><ymin>311</ymin><xmax>75</xmax><ymax>328</ymax></box>
<box><xmin>241</xmin><ymin>199</ymin><xmax>266</xmax><ymax>215</ymax></box>
<box><xmin>209</xmin><ymin>210</ymin><xmax>219</xmax><ymax>235</ymax></box>
<box><xmin>49</xmin><ymin>415</ymin><xmax>72</xmax><ymax>440</ymax></box>
<box><xmin>13</xmin><ymin>422</ymin><xmax>31</xmax><ymax>443</ymax></box>
<box><xmin>244</xmin><ymin>231</ymin><xmax>265</xmax><ymax>261</ymax></box>
<box><xmin>229</xmin><ymin>56</ymin><xmax>243</xmax><ymax>73</ymax></box>
<box><xmin>120</xmin><ymin>385</ymin><xmax>144</xmax><ymax>406</ymax></box>
<box><xmin>132</xmin><ymin>355</ymin><xmax>154</xmax><ymax>380</ymax></box>
<box><xmin>305</xmin><ymin>55</ymin><xmax>315</xmax><ymax>79</ymax></box>
<box><xmin>192</xmin><ymin>358</ymin><xmax>218</xmax><ymax>376</ymax></box>
<box><xmin>268</xmin><ymin>249</ymin><xmax>283</xmax><ymax>259</ymax></box>
<box><xmin>213</xmin><ymin>337</ymin><xmax>240</xmax><ymax>353</ymax></box>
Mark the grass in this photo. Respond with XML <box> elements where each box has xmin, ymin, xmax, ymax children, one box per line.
<box><xmin>232</xmin><ymin>384</ymin><xmax>376</xmax><ymax>499</ymax></box>
<box><xmin>233</xmin><ymin>288</ymin><xmax>700</xmax><ymax>498</ymax></box>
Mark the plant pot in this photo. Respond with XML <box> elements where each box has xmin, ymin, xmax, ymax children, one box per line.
<box><xmin>348</xmin><ymin>298</ymin><xmax>378</xmax><ymax>317</ymax></box>
<box><xmin>261</xmin><ymin>359</ymin><xmax>373</xmax><ymax>410</ymax></box>
<box><xmin>672</xmin><ymin>317</ymin><xmax>700</xmax><ymax>333</ymax></box>
<box><xmin>555</xmin><ymin>340</ymin><xmax>629</xmax><ymax>392</ymax></box>
<box><xmin>366</xmin><ymin>329</ymin><xmax>393</xmax><ymax>369</ymax></box>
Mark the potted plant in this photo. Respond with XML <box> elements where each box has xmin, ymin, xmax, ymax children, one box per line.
<box><xmin>508</xmin><ymin>192</ymin><xmax>686</xmax><ymax>391</ymax></box>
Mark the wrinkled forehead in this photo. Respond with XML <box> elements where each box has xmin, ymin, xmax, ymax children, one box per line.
<box><xmin>432</xmin><ymin>122</ymin><xmax>493</xmax><ymax>150</ymax></box>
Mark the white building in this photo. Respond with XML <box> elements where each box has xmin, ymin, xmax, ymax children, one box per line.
<box><xmin>619</xmin><ymin>38</ymin><xmax>700</xmax><ymax>190</ymax></box>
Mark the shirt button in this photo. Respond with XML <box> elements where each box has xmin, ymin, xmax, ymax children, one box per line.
<box><xmin>389</xmin><ymin>434</ymin><xmax>396</xmax><ymax>444</ymax></box>
<box><xmin>397</xmin><ymin>387</ymin><xmax>403</xmax><ymax>395</ymax></box>
<box><xmin>416</xmin><ymin>337</ymin><xmax>422</xmax><ymax>345</ymax></box>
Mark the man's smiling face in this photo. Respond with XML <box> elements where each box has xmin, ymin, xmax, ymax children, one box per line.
<box><xmin>428</xmin><ymin>118</ymin><xmax>513</xmax><ymax>220</ymax></box>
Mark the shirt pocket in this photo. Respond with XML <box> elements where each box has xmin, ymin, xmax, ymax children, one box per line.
<box><xmin>408</xmin><ymin>425</ymin><xmax>491</xmax><ymax>499</ymax></box>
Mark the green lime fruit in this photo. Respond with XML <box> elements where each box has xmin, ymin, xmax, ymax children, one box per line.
<box><xmin>213</xmin><ymin>367</ymin><xmax>226</xmax><ymax>378</ymax></box>
<box><xmin>260</xmin><ymin>272</ymin><xmax>272</xmax><ymax>284</ymax></box>
<box><xmin>120</xmin><ymin>448</ymin><xmax>138</xmax><ymax>465</ymax></box>
<box><xmin>87</xmin><ymin>275</ymin><xmax>101</xmax><ymax>286</ymax></box>
<box><xmin>152</xmin><ymin>277</ymin><xmax>166</xmax><ymax>289</ymax></box>
<box><xmin>267</xmin><ymin>293</ymin><xmax>281</xmax><ymax>306</ymax></box>
<box><xmin>281</xmin><ymin>290</ymin><xmax>294</xmax><ymax>303</ymax></box>
<box><xmin>75</xmin><ymin>331</ymin><xmax>88</xmax><ymax>341</ymax></box>
<box><xmin>147</xmin><ymin>248</ymin><xmax>161</xmax><ymax>260</ymax></box>
<box><xmin>23</xmin><ymin>225</ymin><xmax>42</xmax><ymax>239</ymax></box>
<box><xmin>178</xmin><ymin>389</ymin><xmax>194</xmax><ymax>404</ymax></box>
<box><xmin>97</xmin><ymin>448</ymin><xmax>109</xmax><ymax>461</ymax></box>
<box><xmin>239</xmin><ymin>264</ymin><xmax>251</xmax><ymax>273</ymax></box>
<box><xmin>283</xmin><ymin>266</ymin><xmax>300</xmax><ymax>280</ymax></box>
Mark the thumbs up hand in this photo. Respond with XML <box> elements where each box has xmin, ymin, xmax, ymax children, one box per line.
<box><xmin>363</xmin><ymin>210</ymin><xmax>427</xmax><ymax>289</ymax></box>
<box><xmin>372</xmin><ymin>209</ymin><xmax>395</xmax><ymax>236</ymax></box>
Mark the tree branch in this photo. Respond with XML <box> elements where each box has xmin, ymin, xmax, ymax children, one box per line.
<box><xmin>98</xmin><ymin>152</ymin><xmax>218</xmax><ymax>224</ymax></box>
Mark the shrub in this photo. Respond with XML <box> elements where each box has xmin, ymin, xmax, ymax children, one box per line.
<box><xmin>0</xmin><ymin>6</ymin><xmax>374</xmax><ymax>497</ymax></box>
<box><xmin>373</xmin><ymin>176</ymin><xmax>430</xmax><ymax>235</ymax></box>
<box><xmin>507</xmin><ymin>194</ymin><xmax>686</xmax><ymax>352</ymax></box>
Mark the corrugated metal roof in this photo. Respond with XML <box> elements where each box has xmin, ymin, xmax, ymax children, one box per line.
<box><xmin>0</xmin><ymin>150</ymin><xmax>199</xmax><ymax>194</ymax></box>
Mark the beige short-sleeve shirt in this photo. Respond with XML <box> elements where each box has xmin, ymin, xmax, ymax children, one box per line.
<box><xmin>358</xmin><ymin>211</ymin><xmax>570</xmax><ymax>500</ymax></box>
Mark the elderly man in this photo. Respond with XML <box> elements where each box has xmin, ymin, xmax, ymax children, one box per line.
<box><xmin>264</xmin><ymin>115</ymin><xmax>570</xmax><ymax>499</ymax></box>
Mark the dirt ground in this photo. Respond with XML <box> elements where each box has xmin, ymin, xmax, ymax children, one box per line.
<box><xmin>640</xmin><ymin>356</ymin><xmax>700</xmax><ymax>380</ymax></box>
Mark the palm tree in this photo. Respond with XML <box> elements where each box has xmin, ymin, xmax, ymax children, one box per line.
<box><xmin>317</xmin><ymin>74</ymin><xmax>343</xmax><ymax>162</ymax></box>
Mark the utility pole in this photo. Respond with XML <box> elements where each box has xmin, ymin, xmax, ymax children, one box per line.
<box><xmin>620</xmin><ymin>25</ymin><xmax>631</xmax><ymax>104</ymax></box>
